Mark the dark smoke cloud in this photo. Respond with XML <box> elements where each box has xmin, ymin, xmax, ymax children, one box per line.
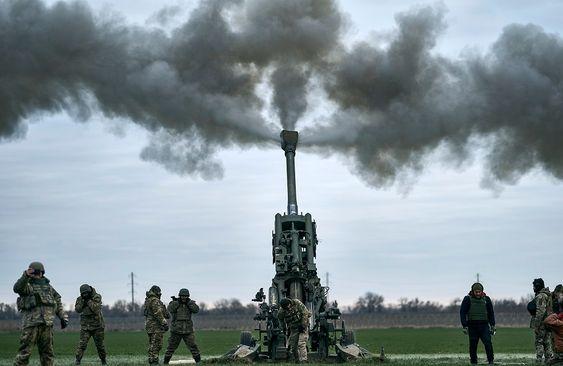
<box><xmin>302</xmin><ymin>5</ymin><xmax>563</xmax><ymax>190</ymax></box>
<box><xmin>0</xmin><ymin>0</ymin><xmax>342</xmax><ymax>178</ymax></box>
<box><xmin>1</xmin><ymin>0</ymin><xmax>562</xmax><ymax>189</ymax></box>
<box><xmin>271</xmin><ymin>65</ymin><xmax>310</xmax><ymax>130</ymax></box>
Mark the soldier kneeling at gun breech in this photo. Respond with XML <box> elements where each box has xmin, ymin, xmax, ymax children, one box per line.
<box><xmin>164</xmin><ymin>288</ymin><xmax>201</xmax><ymax>364</ymax></box>
<box><xmin>278</xmin><ymin>298</ymin><xmax>311</xmax><ymax>363</ymax></box>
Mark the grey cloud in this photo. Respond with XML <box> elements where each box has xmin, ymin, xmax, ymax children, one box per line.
<box><xmin>1</xmin><ymin>0</ymin><xmax>562</xmax><ymax>189</ymax></box>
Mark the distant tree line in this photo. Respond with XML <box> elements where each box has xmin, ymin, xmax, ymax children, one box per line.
<box><xmin>0</xmin><ymin>293</ymin><xmax>534</xmax><ymax>320</ymax></box>
<box><xmin>343</xmin><ymin>292</ymin><xmax>534</xmax><ymax>314</ymax></box>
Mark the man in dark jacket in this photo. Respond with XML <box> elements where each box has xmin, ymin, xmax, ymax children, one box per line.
<box><xmin>460</xmin><ymin>282</ymin><xmax>496</xmax><ymax>365</ymax></box>
<box><xmin>164</xmin><ymin>288</ymin><xmax>201</xmax><ymax>364</ymax></box>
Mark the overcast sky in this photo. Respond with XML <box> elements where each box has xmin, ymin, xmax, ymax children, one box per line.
<box><xmin>0</xmin><ymin>0</ymin><xmax>562</xmax><ymax>310</ymax></box>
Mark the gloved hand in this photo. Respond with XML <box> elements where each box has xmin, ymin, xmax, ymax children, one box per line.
<box><xmin>162</xmin><ymin>323</ymin><xmax>169</xmax><ymax>332</ymax></box>
<box><xmin>490</xmin><ymin>326</ymin><xmax>496</xmax><ymax>335</ymax></box>
<box><xmin>61</xmin><ymin>318</ymin><xmax>69</xmax><ymax>329</ymax></box>
<box><xmin>298</xmin><ymin>324</ymin><xmax>306</xmax><ymax>333</ymax></box>
<box><xmin>462</xmin><ymin>327</ymin><xmax>468</xmax><ymax>335</ymax></box>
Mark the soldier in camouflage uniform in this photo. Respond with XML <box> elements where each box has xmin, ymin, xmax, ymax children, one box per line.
<box><xmin>144</xmin><ymin>285</ymin><xmax>170</xmax><ymax>365</ymax></box>
<box><xmin>13</xmin><ymin>262</ymin><xmax>68</xmax><ymax>366</ymax></box>
<box><xmin>164</xmin><ymin>289</ymin><xmax>201</xmax><ymax>364</ymax></box>
<box><xmin>74</xmin><ymin>284</ymin><xmax>106</xmax><ymax>365</ymax></box>
<box><xmin>278</xmin><ymin>298</ymin><xmax>311</xmax><ymax>363</ymax></box>
<box><xmin>532</xmin><ymin>278</ymin><xmax>554</xmax><ymax>363</ymax></box>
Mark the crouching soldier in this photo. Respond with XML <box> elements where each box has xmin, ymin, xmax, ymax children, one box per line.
<box><xmin>75</xmin><ymin>284</ymin><xmax>106</xmax><ymax>365</ymax></box>
<box><xmin>164</xmin><ymin>289</ymin><xmax>201</xmax><ymax>364</ymax></box>
<box><xmin>13</xmin><ymin>261</ymin><xmax>69</xmax><ymax>366</ymax></box>
<box><xmin>460</xmin><ymin>283</ymin><xmax>496</xmax><ymax>365</ymax></box>
<box><xmin>278</xmin><ymin>298</ymin><xmax>311</xmax><ymax>363</ymax></box>
<box><xmin>144</xmin><ymin>285</ymin><xmax>170</xmax><ymax>366</ymax></box>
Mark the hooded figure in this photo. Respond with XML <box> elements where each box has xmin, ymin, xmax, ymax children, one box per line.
<box><xmin>144</xmin><ymin>285</ymin><xmax>170</xmax><ymax>366</ymax></box>
<box><xmin>531</xmin><ymin>278</ymin><xmax>554</xmax><ymax>363</ymax></box>
<box><xmin>460</xmin><ymin>282</ymin><xmax>496</xmax><ymax>365</ymax></box>
<box><xmin>74</xmin><ymin>284</ymin><xmax>106</xmax><ymax>365</ymax></box>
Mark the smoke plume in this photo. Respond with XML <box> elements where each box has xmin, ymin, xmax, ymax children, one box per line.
<box><xmin>1</xmin><ymin>0</ymin><xmax>562</xmax><ymax>188</ymax></box>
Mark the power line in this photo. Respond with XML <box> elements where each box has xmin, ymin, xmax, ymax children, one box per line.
<box><xmin>325</xmin><ymin>272</ymin><xmax>330</xmax><ymax>304</ymax></box>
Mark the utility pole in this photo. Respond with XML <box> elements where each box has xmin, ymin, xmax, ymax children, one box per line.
<box><xmin>476</xmin><ymin>273</ymin><xmax>480</xmax><ymax>283</ymax></box>
<box><xmin>130</xmin><ymin>272</ymin><xmax>135</xmax><ymax>308</ymax></box>
<box><xmin>325</xmin><ymin>272</ymin><xmax>330</xmax><ymax>304</ymax></box>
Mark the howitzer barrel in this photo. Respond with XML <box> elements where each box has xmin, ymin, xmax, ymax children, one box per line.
<box><xmin>280</xmin><ymin>130</ymin><xmax>299</xmax><ymax>215</ymax></box>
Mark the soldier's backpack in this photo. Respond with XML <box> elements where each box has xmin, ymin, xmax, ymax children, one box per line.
<box><xmin>16</xmin><ymin>295</ymin><xmax>37</xmax><ymax>312</ymax></box>
<box><xmin>527</xmin><ymin>299</ymin><xmax>536</xmax><ymax>316</ymax></box>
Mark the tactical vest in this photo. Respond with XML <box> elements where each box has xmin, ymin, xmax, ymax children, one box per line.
<box><xmin>79</xmin><ymin>295</ymin><xmax>104</xmax><ymax>329</ymax></box>
<box><xmin>468</xmin><ymin>296</ymin><xmax>488</xmax><ymax>321</ymax></box>
<box><xmin>17</xmin><ymin>280</ymin><xmax>55</xmax><ymax>311</ymax></box>
<box><xmin>173</xmin><ymin>304</ymin><xmax>191</xmax><ymax>321</ymax></box>
<box><xmin>170</xmin><ymin>301</ymin><xmax>195</xmax><ymax>334</ymax></box>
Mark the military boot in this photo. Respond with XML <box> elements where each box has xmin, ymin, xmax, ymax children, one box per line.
<box><xmin>75</xmin><ymin>356</ymin><xmax>81</xmax><ymax>365</ymax></box>
<box><xmin>101</xmin><ymin>357</ymin><xmax>107</xmax><ymax>365</ymax></box>
<box><xmin>163</xmin><ymin>356</ymin><xmax>171</xmax><ymax>364</ymax></box>
<box><xmin>194</xmin><ymin>355</ymin><xmax>201</xmax><ymax>363</ymax></box>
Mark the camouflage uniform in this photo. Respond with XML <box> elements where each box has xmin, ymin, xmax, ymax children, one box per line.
<box><xmin>532</xmin><ymin>287</ymin><xmax>554</xmax><ymax>362</ymax></box>
<box><xmin>13</xmin><ymin>263</ymin><xmax>68</xmax><ymax>366</ymax></box>
<box><xmin>278</xmin><ymin>298</ymin><xmax>311</xmax><ymax>362</ymax></box>
<box><xmin>144</xmin><ymin>287</ymin><xmax>170</xmax><ymax>365</ymax></box>
<box><xmin>75</xmin><ymin>285</ymin><xmax>106</xmax><ymax>365</ymax></box>
<box><xmin>164</xmin><ymin>289</ymin><xmax>201</xmax><ymax>364</ymax></box>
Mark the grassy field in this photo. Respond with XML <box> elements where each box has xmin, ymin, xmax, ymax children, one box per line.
<box><xmin>0</xmin><ymin>328</ymin><xmax>537</xmax><ymax>365</ymax></box>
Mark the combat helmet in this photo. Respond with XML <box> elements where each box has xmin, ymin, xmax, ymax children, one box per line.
<box><xmin>280</xmin><ymin>298</ymin><xmax>291</xmax><ymax>309</ymax></box>
<box><xmin>80</xmin><ymin>284</ymin><xmax>92</xmax><ymax>295</ymax></box>
<box><xmin>29</xmin><ymin>261</ymin><xmax>45</xmax><ymax>273</ymax></box>
<box><xmin>150</xmin><ymin>285</ymin><xmax>162</xmax><ymax>296</ymax></box>
<box><xmin>178</xmin><ymin>288</ymin><xmax>190</xmax><ymax>297</ymax></box>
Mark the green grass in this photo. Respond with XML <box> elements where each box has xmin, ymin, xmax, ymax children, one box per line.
<box><xmin>0</xmin><ymin>328</ymin><xmax>537</xmax><ymax>365</ymax></box>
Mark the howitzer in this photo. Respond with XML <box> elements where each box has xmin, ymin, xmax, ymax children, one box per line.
<box><xmin>223</xmin><ymin>131</ymin><xmax>372</xmax><ymax>362</ymax></box>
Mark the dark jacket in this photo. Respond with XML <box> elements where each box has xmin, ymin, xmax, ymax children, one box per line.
<box><xmin>460</xmin><ymin>294</ymin><xmax>496</xmax><ymax>328</ymax></box>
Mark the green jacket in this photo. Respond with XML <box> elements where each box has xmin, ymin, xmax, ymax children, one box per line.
<box><xmin>13</xmin><ymin>272</ymin><xmax>66</xmax><ymax>328</ymax></box>
<box><xmin>75</xmin><ymin>288</ymin><xmax>104</xmax><ymax>330</ymax></box>
<box><xmin>168</xmin><ymin>299</ymin><xmax>199</xmax><ymax>334</ymax></box>
<box><xmin>144</xmin><ymin>291</ymin><xmax>169</xmax><ymax>333</ymax></box>
<box><xmin>278</xmin><ymin>299</ymin><xmax>311</xmax><ymax>332</ymax></box>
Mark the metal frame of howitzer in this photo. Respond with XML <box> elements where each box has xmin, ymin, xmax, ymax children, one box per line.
<box><xmin>222</xmin><ymin>131</ymin><xmax>373</xmax><ymax>362</ymax></box>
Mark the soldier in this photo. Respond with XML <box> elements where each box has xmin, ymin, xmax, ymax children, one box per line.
<box><xmin>74</xmin><ymin>284</ymin><xmax>106</xmax><ymax>365</ymax></box>
<box><xmin>460</xmin><ymin>283</ymin><xmax>496</xmax><ymax>365</ymax></box>
<box><xmin>278</xmin><ymin>298</ymin><xmax>311</xmax><ymax>363</ymax></box>
<box><xmin>144</xmin><ymin>285</ymin><xmax>170</xmax><ymax>366</ymax></box>
<box><xmin>532</xmin><ymin>278</ymin><xmax>554</xmax><ymax>363</ymax></box>
<box><xmin>164</xmin><ymin>289</ymin><xmax>201</xmax><ymax>364</ymax></box>
<box><xmin>13</xmin><ymin>261</ymin><xmax>69</xmax><ymax>366</ymax></box>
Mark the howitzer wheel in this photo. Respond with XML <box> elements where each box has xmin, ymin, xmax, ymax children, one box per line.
<box><xmin>342</xmin><ymin>330</ymin><xmax>356</xmax><ymax>346</ymax></box>
<box><xmin>240</xmin><ymin>331</ymin><xmax>253</xmax><ymax>347</ymax></box>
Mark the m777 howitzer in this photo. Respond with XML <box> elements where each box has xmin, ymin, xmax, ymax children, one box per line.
<box><xmin>223</xmin><ymin>131</ymin><xmax>373</xmax><ymax>362</ymax></box>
